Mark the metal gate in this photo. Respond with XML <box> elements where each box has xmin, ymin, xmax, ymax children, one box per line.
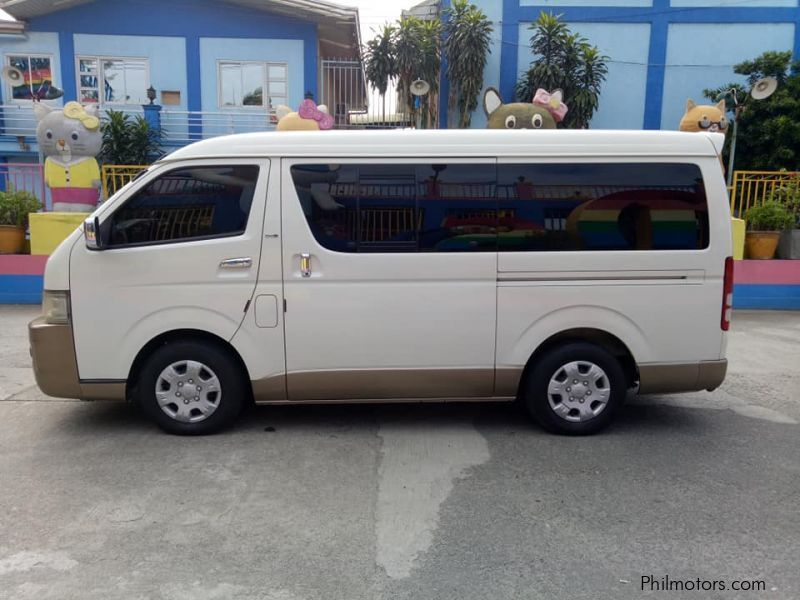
<box><xmin>320</xmin><ymin>58</ymin><xmax>409</xmax><ymax>129</ymax></box>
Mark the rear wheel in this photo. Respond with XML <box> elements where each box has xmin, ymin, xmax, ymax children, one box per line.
<box><xmin>135</xmin><ymin>341</ymin><xmax>246</xmax><ymax>435</ymax></box>
<box><xmin>523</xmin><ymin>342</ymin><xmax>626</xmax><ymax>435</ymax></box>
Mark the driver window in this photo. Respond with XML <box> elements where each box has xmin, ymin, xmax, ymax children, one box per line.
<box><xmin>108</xmin><ymin>165</ymin><xmax>259</xmax><ymax>247</ymax></box>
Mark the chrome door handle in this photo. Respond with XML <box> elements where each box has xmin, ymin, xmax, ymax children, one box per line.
<box><xmin>219</xmin><ymin>257</ymin><xmax>252</xmax><ymax>269</ymax></box>
<box><xmin>300</xmin><ymin>253</ymin><xmax>311</xmax><ymax>278</ymax></box>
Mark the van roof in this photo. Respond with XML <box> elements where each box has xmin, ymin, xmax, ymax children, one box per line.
<box><xmin>162</xmin><ymin>129</ymin><xmax>724</xmax><ymax>162</ymax></box>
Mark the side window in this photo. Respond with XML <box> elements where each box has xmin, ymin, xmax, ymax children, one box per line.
<box><xmin>497</xmin><ymin>163</ymin><xmax>709</xmax><ymax>251</ymax></box>
<box><xmin>290</xmin><ymin>163</ymin><xmax>497</xmax><ymax>253</ymax></box>
<box><xmin>417</xmin><ymin>164</ymin><xmax>497</xmax><ymax>252</ymax></box>
<box><xmin>109</xmin><ymin>165</ymin><xmax>259</xmax><ymax>247</ymax></box>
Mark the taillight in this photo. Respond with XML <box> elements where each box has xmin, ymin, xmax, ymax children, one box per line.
<box><xmin>721</xmin><ymin>256</ymin><xmax>733</xmax><ymax>331</ymax></box>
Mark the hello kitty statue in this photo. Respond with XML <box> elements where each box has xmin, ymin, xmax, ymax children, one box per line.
<box><xmin>34</xmin><ymin>101</ymin><xmax>102</xmax><ymax>212</ymax></box>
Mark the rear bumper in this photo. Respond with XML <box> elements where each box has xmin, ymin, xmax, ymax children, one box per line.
<box><xmin>28</xmin><ymin>316</ymin><xmax>82</xmax><ymax>399</ymax></box>
<box><xmin>638</xmin><ymin>359</ymin><xmax>728</xmax><ymax>395</ymax></box>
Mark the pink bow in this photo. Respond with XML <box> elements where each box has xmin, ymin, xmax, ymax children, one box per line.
<box><xmin>533</xmin><ymin>89</ymin><xmax>568</xmax><ymax>123</ymax></box>
<box><xmin>298</xmin><ymin>99</ymin><xmax>334</xmax><ymax>130</ymax></box>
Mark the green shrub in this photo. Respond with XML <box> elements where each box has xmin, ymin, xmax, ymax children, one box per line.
<box><xmin>101</xmin><ymin>109</ymin><xmax>161</xmax><ymax>165</ymax></box>
<box><xmin>767</xmin><ymin>177</ymin><xmax>800</xmax><ymax>227</ymax></box>
<box><xmin>745</xmin><ymin>200</ymin><xmax>796</xmax><ymax>231</ymax></box>
<box><xmin>0</xmin><ymin>190</ymin><xmax>42</xmax><ymax>228</ymax></box>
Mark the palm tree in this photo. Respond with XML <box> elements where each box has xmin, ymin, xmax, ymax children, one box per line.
<box><xmin>394</xmin><ymin>17</ymin><xmax>424</xmax><ymax>124</ymax></box>
<box><xmin>363</xmin><ymin>24</ymin><xmax>397</xmax><ymax>124</ymax></box>
<box><xmin>443</xmin><ymin>0</ymin><xmax>493</xmax><ymax>128</ymax></box>
<box><xmin>570</xmin><ymin>46</ymin><xmax>608</xmax><ymax>128</ymax></box>
<box><xmin>516</xmin><ymin>12</ymin><xmax>608</xmax><ymax>129</ymax></box>
<box><xmin>417</xmin><ymin>19</ymin><xmax>442</xmax><ymax>128</ymax></box>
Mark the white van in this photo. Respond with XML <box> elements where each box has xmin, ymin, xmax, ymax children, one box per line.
<box><xmin>29</xmin><ymin>129</ymin><xmax>732</xmax><ymax>435</ymax></box>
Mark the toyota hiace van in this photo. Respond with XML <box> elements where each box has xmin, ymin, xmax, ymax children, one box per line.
<box><xmin>30</xmin><ymin>129</ymin><xmax>732</xmax><ymax>435</ymax></box>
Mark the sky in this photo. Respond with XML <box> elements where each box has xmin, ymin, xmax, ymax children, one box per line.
<box><xmin>349</xmin><ymin>0</ymin><xmax>417</xmax><ymax>43</ymax></box>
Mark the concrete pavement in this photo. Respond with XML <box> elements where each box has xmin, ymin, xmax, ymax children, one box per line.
<box><xmin>1</xmin><ymin>307</ymin><xmax>798</xmax><ymax>599</ymax></box>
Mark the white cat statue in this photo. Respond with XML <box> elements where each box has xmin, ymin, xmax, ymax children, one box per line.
<box><xmin>34</xmin><ymin>101</ymin><xmax>102</xmax><ymax>212</ymax></box>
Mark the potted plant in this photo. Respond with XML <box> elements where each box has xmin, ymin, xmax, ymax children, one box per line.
<box><xmin>744</xmin><ymin>200</ymin><xmax>795</xmax><ymax>259</ymax></box>
<box><xmin>770</xmin><ymin>179</ymin><xmax>800</xmax><ymax>259</ymax></box>
<box><xmin>0</xmin><ymin>190</ymin><xmax>42</xmax><ymax>254</ymax></box>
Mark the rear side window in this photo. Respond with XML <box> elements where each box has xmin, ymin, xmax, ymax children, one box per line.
<box><xmin>291</xmin><ymin>162</ymin><xmax>708</xmax><ymax>253</ymax></box>
<box><xmin>290</xmin><ymin>163</ymin><xmax>497</xmax><ymax>253</ymax></box>
<box><xmin>108</xmin><ymin>165</ymin><xmax>259</xmax><ymax>247</ymax></box>
<box><xmin>497</xmin><ymin>163</ymin><xmax>708</xmax><ymax>251</ymax></box>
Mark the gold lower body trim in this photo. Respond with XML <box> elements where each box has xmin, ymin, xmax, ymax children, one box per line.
<box><xmin>638</xmin><ymin>359</ymin><xmax>727</xmax><ymax>394</ymax></box>
<box><xmin>253</xmin><ymin>396</ymin><xmax>516</xmax><ymax>405</ymax></box>
<box><xmin>286</xmin><ymin>367</ymin><xmax>495</xmax><ymax>400</ymax></box>
<box><xmin>251</xmin><ymin>367</ymin><xmax>514</xmax><ymax>402</ymax></box>
<box><xmin>28</xmin><ymin>317</ymin><xmax>82</xmax><ymax>399</ymax></box>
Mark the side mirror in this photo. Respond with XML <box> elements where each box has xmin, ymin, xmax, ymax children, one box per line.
<box><xmin>84</xmin><ymin>216</ymin><xmax>103</xmax><ymax>250</ymax></box>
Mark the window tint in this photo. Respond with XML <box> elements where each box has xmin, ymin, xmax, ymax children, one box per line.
<box><xmin>109</xmin><ymin>165</ymin><xmax>259</xmax><ymax>246</ymax></box>
<box><xmin>290</xmin><ymin>163</ymin><xmax>497</xmax><ymax>253</ymax></box>
<box><xmin>497</xmin><ymin>163</ymin><xmax>708</xmax><ymax>251</ymax></box>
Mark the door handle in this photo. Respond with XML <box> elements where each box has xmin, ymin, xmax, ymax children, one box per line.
<box><xmin>219</xmin><ymin>257</ymin><xmax>252</xmax><ymax>269</ymax></box>
<box><xmin>300</xmin><ymin>253</ymin><xmax>311</xmax><ymax>278</ymax></box>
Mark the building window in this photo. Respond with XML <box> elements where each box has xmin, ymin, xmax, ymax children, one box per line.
<box><xmin>76</xmin><ymin>56</ymin><xmax>149</xmax><ymax>105</ymax></box>
<box><xmin>4</xmin><ymin>54</ymin><xmax>55</xmax><ymax>102</ymax></box>
<box><xmin>218</xmin><ymin>61</ymin><xmax>287</xmax><ymax>110</ymax></box>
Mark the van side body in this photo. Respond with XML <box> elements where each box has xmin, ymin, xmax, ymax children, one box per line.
<box><xmin>30</xmin><ymin>130</ymin><xmax>731</xmax><ymax>434</ymax></box>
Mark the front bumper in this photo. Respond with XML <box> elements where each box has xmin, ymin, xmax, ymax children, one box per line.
<box><xmin>28</xmin><ymin>316</ymin><xmax>82</xmax><ymax>399</ymax></box>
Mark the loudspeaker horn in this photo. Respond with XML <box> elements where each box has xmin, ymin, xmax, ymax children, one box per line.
<box><xmin>1</xmin><ymin>66</ymin><xmax>25</xmax><ymax>85</ymax></box>
<box><xmin>410</xmin><ymin>79</ymin><xmax>430</xmax><ymax>96</ymax></box>
<box><xmin>751</xmin><ymin>77</ymin><xmax>777</xmax><ymax>101</ymax></box>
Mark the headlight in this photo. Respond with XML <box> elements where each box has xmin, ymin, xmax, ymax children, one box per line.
<box><xmin>43</xmin><ymin>290</ymin><xmax>71</xmax><ymax>325</ymax></box>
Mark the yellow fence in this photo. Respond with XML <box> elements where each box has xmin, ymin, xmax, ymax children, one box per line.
<box><xmin>101</xmin><ymin>164</ymin><xmax>149</xmax><ymax>200</ymax></box>
<box><xmin>729</xmin><ymin>170</ymin><xmax>799</xmax><ymax>217</ymax></box>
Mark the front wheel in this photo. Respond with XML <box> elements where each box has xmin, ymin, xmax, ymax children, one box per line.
<box><xmin>523</xmin><ymin>342</ymin><xmax>626</xmax><ymax>435</ymax></box>
<box><xmin>135</xmin><ymin>341</ymin><xmax>246</xmax><ymax>435</ymax></box>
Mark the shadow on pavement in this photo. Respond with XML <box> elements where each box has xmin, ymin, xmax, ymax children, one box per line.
<box><xmin>47</xmin><ymin>395</ymin><xmax>717</xmax><ymax>438</ymax></box>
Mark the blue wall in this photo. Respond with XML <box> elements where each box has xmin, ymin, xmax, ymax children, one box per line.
<box><xmin>73</xmin><ymin>34</ymin><xmax>187</xmax><ymax>110</ymax></box>
<box><xmin>0</xmin><ymin>31</ymin><xmax>63</xmax><ymax>106</ymax></box>
<box><xmin>516</xmin><ymin>21</ymin><xmax>650</xmax><ymax>128</ymax></box>
<box><xmin>660</xmin><ymin>23</ymin><xmax>796</xmax><ymax>129</ymax></box>
<box><xmin>467</xmin><ymin>0</ymin><xmax>504</xmax><ymax>128</ymax></box>
<box><xmin>5</xmin><ymin>0</ymin><xmax>318</xmax><ymax>119</ymax></box>
<box><xmin>0</xmin><ymin>32</ymin><xmax>62</xmax><ymax>156</ymax></box>
<box><xmin>0</xmin><ymin>275</ymin><xmax>43</xmax><ymax>304</ymax></box>
<box><xmin>475</xmin><ymin>0</ymin><xmax>800</xmax><ymax>130</ymax></box>
<box><xmin>199</xmin><ymin>37</ymin><xmax>304</xmax><ymax>112</ymax></box>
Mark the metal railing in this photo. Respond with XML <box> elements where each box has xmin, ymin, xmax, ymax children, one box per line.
<box><xmin>101</xmin><ymin>164</ymin><xmax>148</xmax><ymax>199</ymax></box>
<box><xmin>0</xmin><ymin>104</ymin><xmax>39</xmax><ymax>141</ymax></box>
<box><xmin>729</xmin><ymin>170</ymin><xmax>800</xmax><ymax>217</ymax></box>
<box><xmin>159</xmin><ymin>109</ymin><xmax>278</xmax><ymax>144</ymax></box>
<box><xmin>0</xmin><ymin>162</ymin><xmax>46</xmax><ymax>205</ymax></box>
<box><xmin>0</xmin><ymin>97</ymin><xmax>402</xmax><ymax>149</ymax></box>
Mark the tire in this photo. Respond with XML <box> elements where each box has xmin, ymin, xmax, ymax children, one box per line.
<box><xmin>523</xmin><ymin>342</ymin><xmax>626</xmax><ymax>435</ymax></box>
<box><xmin>135</xmin><ymin>340</ymin><xmax>246</xmax><ymax>435</ymax></box>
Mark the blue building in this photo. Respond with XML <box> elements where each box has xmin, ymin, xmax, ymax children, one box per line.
<box><xmin>0</xmin><ymin>0</ymin><xmax>364</xmax><ymax>166</ymax></box>
<box><xmin>436</xmin><ymin>0</ymin><xmax>800</xmax><ymax>130</ymax></box>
